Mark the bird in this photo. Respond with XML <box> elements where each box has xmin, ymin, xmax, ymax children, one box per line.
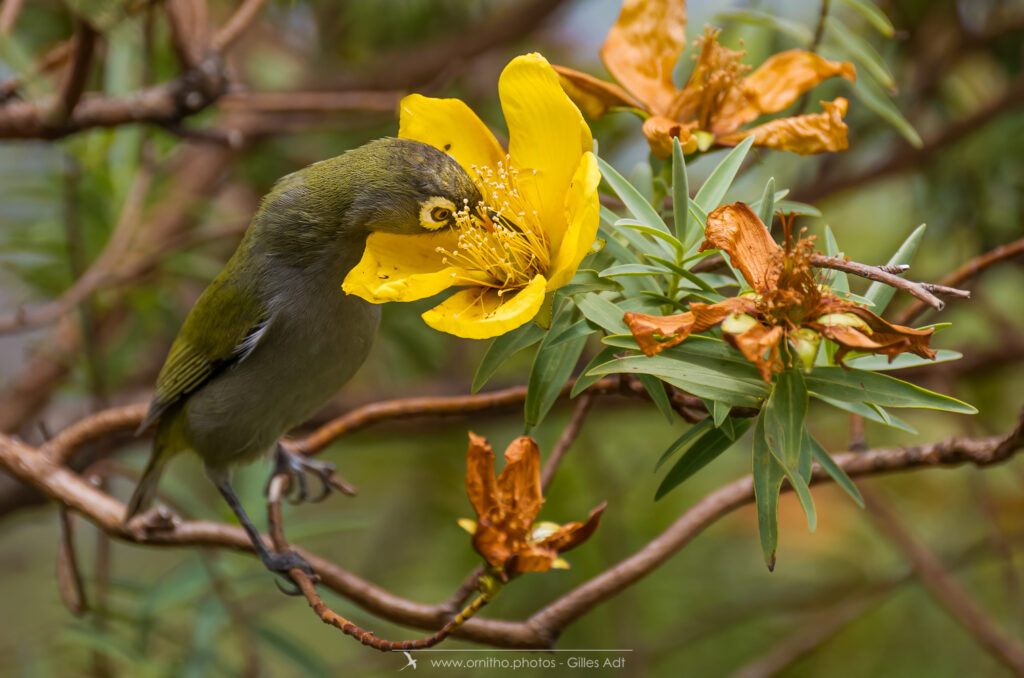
<box><xmin>125</xmin><ymin>137</ymin><xmax>483</xmax><ymax>585</ymax></box>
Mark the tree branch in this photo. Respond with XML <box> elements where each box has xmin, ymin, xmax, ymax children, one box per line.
<box><xmin>810</xmin><ymin>254</ymin><xmax>970</xmax><ymax>311</ymax></box>
<box><xmin>1</xmin><ymin>404</ymin><xmax>1019</xmax><ymax>649</ymax></box>
<box><xmin>862</xmin><ymin>486</ymin><xmax>1024</xmax><ymax>676</ymax></box>
<box><xmin>892</xmin><ymin>236</ymin><xmax>1024</xmax><ymax>325</ymax></box>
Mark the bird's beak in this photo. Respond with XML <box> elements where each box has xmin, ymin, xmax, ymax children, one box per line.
<box><xmin>474</xmin><ymin>205</ymin><xmax>496</xmax><ymax>233</ymax></box>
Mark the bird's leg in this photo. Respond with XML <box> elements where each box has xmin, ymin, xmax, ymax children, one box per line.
<box><xmin>267</xmin><ymin>443</ymin><xmax>355</xmax><ymax>505</ymax></box>
<box><xmin>208</xmin><ymin>468</ymin><xmax>314</xmax><ymax>595</ymax></box>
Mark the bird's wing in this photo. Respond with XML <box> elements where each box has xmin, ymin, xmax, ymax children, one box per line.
<box><xmin>139</xmin><ymin>268</ymin><xmax>270</xmax><ymax>432</ymax></box>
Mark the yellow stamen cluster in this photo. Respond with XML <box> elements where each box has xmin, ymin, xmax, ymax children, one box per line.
<box><xmin>435</xmin><ymin>156</ymin><xmax>550</xmax><ymax>291</ymax></box>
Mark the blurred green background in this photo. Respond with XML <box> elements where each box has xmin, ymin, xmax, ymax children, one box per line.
<box><xmin>1</xmin><ymin>0</ymin><xmax>1022</xmax><ymax>676</ymax></box>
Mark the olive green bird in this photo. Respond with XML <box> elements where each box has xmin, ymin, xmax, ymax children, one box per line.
<box><xmin>126</xmin><ymin>138</ymin><xmax>482</xmax><ymax>584</ymax></box>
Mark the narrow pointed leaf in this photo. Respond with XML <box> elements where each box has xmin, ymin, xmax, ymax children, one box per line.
<box><xmin>473</xmin><ymin>322</ymin><xmax>546</xmax><ymax>393</ymax></box>
<box><xmin>694</xmin><ymin>136</ymin><xmax>755</xmax><ymax>212</ymax></box>
<box><xmin>864</xmin><ymin>224</ymin><xmax>926</xmax><ymax>311</ymax></box>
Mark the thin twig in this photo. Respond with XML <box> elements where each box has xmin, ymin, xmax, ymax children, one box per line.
<box><xmin>211</xmin><ymin>0</ymin><xmax>267</xmax><ymax>52</ymax></box>
<box><xmin>266</xmin><ymin>475</ymin><xmax>492</xmax><ymax>651</ymax></box>
<box><xmin>51</xmin><ymin>20</ymin><xmax>97</xmax><ymax>125</ymax></box>
<box><xmin>810</xmin><ymin>253</ymin><xmax>970</xmax><ymax>311</ymax></box>
<box><xmin>541</xmin><ymin>394</ymin><xmax>594</xmax><ymax>491</ymax></box>
<box><xmin>728</xmin><ymin>593</ymin><xmax>884</xmax><ymax>678</ymax></box>
<box><xmin>861</xmin><ymin>486</ymin><xmax>1024</xmax><ymax>676</ymax></box>
<box><xmin>0</xmin><ymin>0</ymin><xmax>25</xmax><ymax>33</ymax></box>
<box><xmin>893</xmin><ymin>236</ymin><xmax>1024</xmax><ymax>325</ymax></box>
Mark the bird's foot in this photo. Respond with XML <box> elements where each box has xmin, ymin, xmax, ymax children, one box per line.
<box><xmin>267</xmin><ymin>444</ymin><xmax>356</xmax><ymax>505</ymax></box>
<box><xmin>261</xmin><ymin>549</ymin><xmax>317</xmax><ymax>596</ymax></box>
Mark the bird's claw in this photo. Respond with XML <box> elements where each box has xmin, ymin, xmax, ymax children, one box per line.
<box><xmin>266</xmin><ymin>445</ymin><xmax>355</xmax><ymax>504</ymax></box>
<box><xmin>262</xmin><ymin>549</ymin><xmax>316</xmax><ymax>596</ymax></box>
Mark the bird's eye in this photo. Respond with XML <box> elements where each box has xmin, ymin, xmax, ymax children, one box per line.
<box><xmin>431</xmin><ymin>207</ymin><xmax>452</xmax><ymax>222</ymax></box>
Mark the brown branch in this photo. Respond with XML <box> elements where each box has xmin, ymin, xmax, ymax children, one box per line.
<box><xmin>266</xmin><ymin>475</ymin><xmax>491</xmax><ymax>651</ymax></box>
<box><xmin>1</xmin><ymin>404</ymin><xmax>1020</xmax><ymax>649</ymax></box>
<box><xmin>166</xmin><ymin>0</ymin><xmax>210</xmax><ymax>70</ymax></box>
<box><xmin>0</xmin><ymin>0</ymin><xmax>25</xmax><ymax>34</ymax></box>
<box><xmin>893</xmin><ymin>236</ymin><xmax>1024</xmax><ymax>325</ymax></box>
<box><xmin>211</xmin><ymin>0</ymin><xmax>267</xmax><ymax>52</ymax></box>
<box><xmin>51</xmin><ymin>20</ymin><xmax>97</xmax><ymax>125</ymax></box>
<box><xmin>541</xmin><ymin>394</ymin><xmax>594</xmax><ymax>490</ymax></box>
<box><xmin>862</xmin><ymin>486</ymin><xmax>1024</xmax><ymax>676</ymax></box>
<box><xmin>810</xmin><ymin>254</ymin><xmax>970</xmax><ymax>311</ymax></box>
<box><xmin>728</xmin><ymin>594</ymin><xmax>884</xmax><ymax>678</ymax></box>
<box><xmin>0</xmin><ymin>39</ymin><xmax>73</xmax><ymax>103</ymax></box>
<box><xmin>0</xmin><ymin>56</ymin><xmax>228</xmax><ymax>139</ymax></box>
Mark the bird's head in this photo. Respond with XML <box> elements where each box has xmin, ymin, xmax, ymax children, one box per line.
<box><xmin>337</xmin><ymin>138</ymin><xmax>483</xmax><ymax>236</ymax></box>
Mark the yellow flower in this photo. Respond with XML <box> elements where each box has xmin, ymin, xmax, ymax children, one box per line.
<box><xmin>342</xmin><ymin>53</ymin><xmax>601</xmax><ymax>339</ymax></box>
<box><xmin>554</xmin><ymin>0</ymin><xmax>856</xmax><ymax>158</ymax></box>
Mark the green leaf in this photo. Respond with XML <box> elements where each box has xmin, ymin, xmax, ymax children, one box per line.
<box><xmin>560</xmin><ymin>268</ymin><xmax>624</xmax><ymax>295</ymax></box>
<box><xmin>571</xmin><ymin>346</ymin><xmax>617</xmax><ymax>397</ymax></box>
<box><xmin>806</xmin><ymin>367</ymin><xmax>977</xmax><ymax>413</ymax></box>
<box><xmin>589</xmin><ymin>353</ymin><xmax>767</xmax><ymax>407</ymax></box>
<box><xmin>646</xmin><ymin>255</ymin><xmax>719</xmax><ymax>294</ymax></box>
<box><xmin>764</xmin><ymin>369</ymin><xmax>808</xmax><ymax>469</ymax></box>
<box><xmin>638</xmin><ymin>373</ymin><xmax>675</xmax><ymax>424</ymax></box>
<box><xmin>756</xmin><ymin>177</ymin><xmax>776</xmax><ymax>229</ymax></box>
<box><xmin>814</xmin><ymin>394</ymin><xmax>917</xmax><ymax>434</ymax></box>
<box><xmin>575</xmin><ymin>293</ymin><xmax>630</xmax><ymax>335</ymax></box>
<box><xmin>716</xmin><ymin>9</ymin><xmax>813</xmax><ymax>45</ymax></box>
<box><xmin>775</xmin><ymin>200</ymin><xmax>822</xmax><ymax>217</ymax></box>
<box><xmin>763</xmin><ymin>369</ymin><xmax>816</xmax><ymax>532</ymax></box>
<box><xmin>548</xmin><ymin>318</ymin><xmax>596</xmax><ymax>347</ymax></box>
<box><xmin>713</xmin><ymin>399</ymin><xmax>731</xmax><ymax>427</ymax></box>
<box><xmin>864</xmin><ymin>223</ymin><xmax>926</xmax><ymax>311</ymax></box>
<box><xmin>600</xmin><ymin>263</ymin><xmax>672</xmax><ymax>278</ymax></box>
<box><xmin>752</xmin><ymin>411</ymin><xmax>786</xmax><ymax>570</ymax></box>
<box><xmin>472</xmin><ymin>322</ymin><xmax>546</xmax><ymax>393</ymax></box>
<box><xmin>848</xmin><ymin>76</ymin><xmax>923</xmax><ymax>147</ymax></box>
<box><xmin>845</xmin><ymin>349</ymin><xmax>962</xmax><ymax>371</ymax></box>
<box><xmin>672</xmin><ymin>137</ymin><xmax>694</xmax><ymax>246</ymax></box>
<box><xmin>823</xmin><ymin>225</ymin><xmax>850</xmax><ymax>294</ymax></box>
<box><xmin>656</xmin><ymin>418</ymin><xmax>752</xmax><ymax>499</ymax></box>
<box><xmin>655</xmin><ymin>419</ymin><xmax>713</xmax><ymax>470</ymax></box>
<box><xmin>616</xmin><ymin>219</ymin><xmax>684</xmax><ymax>256</ymax></box>
<box><xmin>837</xmin><ymin>0</ymin><xmax>894</xmax><ymax>37</ymax></box>
<box><xmin>525</xmin><ymin>308</ymin><xmax>589</xmax><ymax>427</ymax></box>
<box><xmin>825</xmin><ymin>16</ymin><xmax>895</xmax><ymax>91</ymax></box>
<box><xmin>694</xmin><ymin>136</ymin><xmax>755</xmax><ymax>213</ymax></box>
<box><xmin>806</xmin><ymin>430</ymin><xmax>865</xmax><ymax>506</ymax></box>
<box><xmin>597</xmin><ymin>156</ymin><xmax>671</xmax><ymax>234</ymax></box>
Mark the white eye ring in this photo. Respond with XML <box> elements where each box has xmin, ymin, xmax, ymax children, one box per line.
<box><xmin>419</xmin><ymin>197</ymin><xmax>457</xmax><ymax>230</ymax></box>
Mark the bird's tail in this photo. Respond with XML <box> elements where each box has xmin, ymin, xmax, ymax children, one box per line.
<box><xmin>125</xmin><ymin>451</ymin><xmax>169</xmax><ymax>522</ymax></box>
<box><xmin>124</xmin><ymin>420</ymin><xmax>181</xmax><ymax>522</ymax></box>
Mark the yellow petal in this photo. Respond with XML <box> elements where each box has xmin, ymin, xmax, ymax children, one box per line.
<box><xmin>717</xmin><ymin>98</ymin><xmax>850</xmax><ymax>155</ymax></box>
<box><xmin>342</xmin><ymin>230</ymin><xmax>468</xmax><ymax>303</ymax></box>
<box><xmin>399</xmin><ymin>93</ymin><xmax>505</xmax><ymax>176</ymax></box>
<box><xmin>421</xmin><ymin>275</ymin><xmax>547</xmax><ymax>339</ymax></box>
<box><xmin>500</xmin><ymin>53</ymin><xmax>592</xmax><ymax>252</ymax></box>
<box><xmin>716</xmin><ymin>51</ymin><xmax>855</xmax><ymax>129</ymax></box>
<box><xmin>552</xmin><ymin>65</ymin><xmax>645</xmax><ymax>119</ymax></box>
<box><xmin>547</xmin><ymin>152</ymin><xmax>600</xmax><ymax>290</ymax></box>
<box><xmin>601</xmin><ymin>0</ymin><xmax>687</xmax><ymax>113</ymax></box>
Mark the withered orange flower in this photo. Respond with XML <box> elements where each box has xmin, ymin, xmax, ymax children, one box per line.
<box><xmin>554</xmin><ymin>0</ymin><xmax>855</xmax><ymax>157</ymax></box>
<box><xmin>623</xmin><ymin>203</ymin><xmax>936</xmax><ymax>381</ymax></box>
<box><xmin>460</xmin><ymin>433</ymin><xmax>605</xmax><ymax>580</ymax></box>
